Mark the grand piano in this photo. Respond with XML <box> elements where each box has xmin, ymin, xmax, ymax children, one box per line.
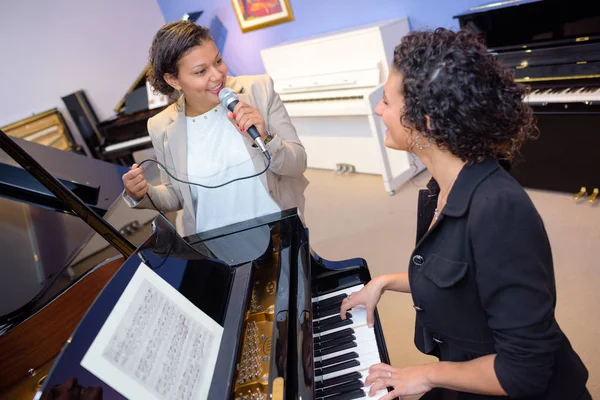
<box><xmin>454</xmin><ymin>0</ymin><xmax>600</xmax><ymax>200</ymax></box>
<box><xmin>95</xmin><ymin>66</ymin><xmax>171</xmax><ymax>166</ymax></box>
<box><xmin>0</xmin><ymin>127</ymin><xmax>392</xmax><ymax>400</ymax></box>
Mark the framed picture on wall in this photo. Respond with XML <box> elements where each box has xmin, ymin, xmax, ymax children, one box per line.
<box><xmin>232</xmin><ymin>0</ymin><xmax>294</xmax><ymax>33</ymax></box>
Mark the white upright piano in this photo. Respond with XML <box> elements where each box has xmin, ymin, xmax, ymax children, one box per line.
<box><xmin>261</xmin><ymin>18</ymin><xmax>425</xmax><ymax>195</ymax></box>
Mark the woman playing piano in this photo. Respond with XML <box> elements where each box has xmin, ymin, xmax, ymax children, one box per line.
<box><xmin>340</xmin><ymin>28</ymin><xmax>590</xmax><ymax>400</ymax></box>
<box><xmin>121</xmin><ymin>21</ymin><xmax>308</xmax><ymax>236</ymax></box>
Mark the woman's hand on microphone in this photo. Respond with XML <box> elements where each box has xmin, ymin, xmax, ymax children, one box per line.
<box><xmin>122</xmin><ymin>163</ymin><xmax>147</xmax><ymax>201</ymax></box>
<box><xmin>227</xmin><ymin>101</ymin><xmax>266</xmax><ymax>140</ymax></box>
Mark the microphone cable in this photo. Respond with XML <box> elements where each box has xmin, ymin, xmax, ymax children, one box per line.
<box><xmin>135</xmin><ymin>156</ymin><xmax>271</xmax><ymax>215</ymax></box>
<box><xmin>128</xmin><ymin>155</ymin><xmax>271</xmax><ymax>270</ymax></box>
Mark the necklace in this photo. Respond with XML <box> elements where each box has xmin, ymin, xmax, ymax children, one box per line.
<box><xmin>433</xmin><ymin>177</ymin><xmax>457</xmax><ymax>220</ymax></box>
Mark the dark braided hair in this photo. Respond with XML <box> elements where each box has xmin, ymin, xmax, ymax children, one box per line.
<box><xmin>147</xmin><ymin>21</ymin><xmax>212</xmax><ymax>96</ymax></box>
<box><xmin>393</xmin><ymin>28</ymin><xmax>538</xmax><ymax>162</ymax></box>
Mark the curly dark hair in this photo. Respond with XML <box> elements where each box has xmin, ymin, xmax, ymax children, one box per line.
<box><xmin>147</xmin><ymin>21</ymin><xmax>212</xmax><ymax>96</ymax></box>
<box><xmin>393</xmin><ymin>28</ymin><xmax>538</xmax><ymax>162</ymax></box>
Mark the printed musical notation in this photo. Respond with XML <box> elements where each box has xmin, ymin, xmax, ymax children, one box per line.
<box><xmin>81</xmin><ymin>263</ymin><xmax>223</xmax><ymax>400</ymax></box>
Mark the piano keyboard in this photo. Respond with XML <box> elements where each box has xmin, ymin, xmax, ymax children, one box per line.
<box><xmin>312</xmin><ymin>284</ymin><xmax>389</xmax><ymax>400</ymax></box>
<box><xmin>525</xmin><ymin>86</ymin><xmax>600</xmax><ymax>104</ymax></box>
<box><xmin>103</xmin><ymin>135</ymin><xmax>152</xmax><ymax>153</ymax></box>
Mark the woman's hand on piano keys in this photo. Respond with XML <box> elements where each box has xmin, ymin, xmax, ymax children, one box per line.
<box><xmin>122</xmin><ymin>164</ymin><xmax>148</xmax><ymax>201</ymax></box>
<box><xmin>339</xmin><ymin>278</ymin><xmax>385</xmax><ymax>328</ymax></box>
<box><xmin>364</xmin><ymin>363</ymin><xmax>433</xmax><ymax>399</ymax></box>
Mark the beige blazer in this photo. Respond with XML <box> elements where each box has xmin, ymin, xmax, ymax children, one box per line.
<box><xmin>127</xmin><ymin>74</ymin><xmax>309</xmax><ymax>237</ymax></box>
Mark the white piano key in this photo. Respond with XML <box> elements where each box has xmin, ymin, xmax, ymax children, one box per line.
<box><xmin>312</xmin><ymin>284</ymin><xmax>364</xmax><ymax>303</ymax></box>
<box><xmin>315</xmin><ymin>306</ymin><xmax>370</xmax><ymax>337</ymax></box>
<box><xmin>359</xmin><ymin>388</ymin><xmax>390</xmax><ymax>399</ymax></box>
<box><xmin>322</xmin><ymin>341</ymin><xmax>379</xmax><ymax>361</ymax></box>
<box><xmin>525</xmin><ymin>86</ymin><xmax>600</xmax><ymax>104</ymax></box>
<box><xmin>315</xmin><ymin>319</ymin><xmax>368</xmax><ymax>338</ymax></box>
<box><xmin>318</xmin><ymin>354</ymin><xmax>382</xmax><ymax>381</ymax></box>
<box><xmin>317</xmin><ymin>340</ymin><xmax>380</xmax><ymax>363</ymax></box>
<box><xmin>314</xmin><ymin>300</ymin><xmax>370</xmax><ymax>323</ymax></box>
<box><xmin>316</xmin><ymin>328</ymin><xmax>376</xmax><ymax>349</ymax></box>
<box><xmin>316</xmin><ymin>325</ymin><xmax>378</xmax><ymax>346</ymax></box>
<box><xmin>316</xmin><ymin>370</ymin><xmax>389</xmax><ymax>399</ymax></box>
<box><xmin>359</xmin><ymin>375</ymin><xmax>391</xmax><ymax>399</ymax></box>
<box><xmin>103</xmin><ymin>136</ymin><xmax>152</xmax><ymax>153</ymax></box>
<box><xmin>316</xmin><ymin>332</ymin><xmax>376</xmax><ymax>352</ymax></box>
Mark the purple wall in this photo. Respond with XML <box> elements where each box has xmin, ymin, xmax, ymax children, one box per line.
<box><xmin>156</xmin><ymin>0</ymin><xmax>489</xmax><ymax>76</ymax></box>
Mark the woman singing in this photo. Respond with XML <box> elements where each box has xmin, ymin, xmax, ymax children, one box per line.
<box><xmin>121</xmin><ymin>21</ymin><xmax>308</xmax><ymax>235</ymax></box>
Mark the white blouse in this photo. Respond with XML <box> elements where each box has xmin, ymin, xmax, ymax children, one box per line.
<box><xmin>186</xmin><ymin>104</ymin><xmax>280</xmax><ymax>233</ymax></box>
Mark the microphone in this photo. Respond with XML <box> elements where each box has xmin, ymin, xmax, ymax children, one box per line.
<box><xmin>219</xmin><ymin>87</ymin><xmax>271</xmax><ymax>160</ymax></box>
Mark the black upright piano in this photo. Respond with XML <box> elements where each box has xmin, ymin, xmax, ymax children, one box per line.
<box><xmin>455</xmin><ymin>0</ymin><xmax>600</xmax><ymax>200</ymax></box>
<box><xmin>0</xmin><ymin>128</ymin><xmax>391</xmax><ymax>400</ymax></box>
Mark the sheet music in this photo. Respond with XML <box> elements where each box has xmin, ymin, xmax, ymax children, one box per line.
<box><xmin>81</xmin><ymin>263</ymin><xmax>223</xmax><ymax>400</ymax></box>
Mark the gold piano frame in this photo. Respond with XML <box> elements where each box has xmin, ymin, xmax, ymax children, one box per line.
<box><xmin>1</xmin><ymin>109</ymin><xmax>76</xmax><ymax>152</ymax></box>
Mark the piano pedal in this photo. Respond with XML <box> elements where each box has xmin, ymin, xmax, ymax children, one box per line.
<box><xmin>336</xmin><ymin>163</ymin><xmax>356</xmax><ymax>175</ymax></box>
<box><xmin>573</xmin><ymin>186</ymin><xmax>587</xmax><ymax>201</ymax></box>
<box><xmin>588</xmin><ymin>188</ymin><xmax>599</xmax><ymax>205</ymax></box>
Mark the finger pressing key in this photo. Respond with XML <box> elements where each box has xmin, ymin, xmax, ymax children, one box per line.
<box><xmin>340</xmin><ymin>297</ymin><xmax>354</xmax><ymax>319</ymax></box>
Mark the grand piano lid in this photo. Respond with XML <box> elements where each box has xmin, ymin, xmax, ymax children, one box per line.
<box><xmin>0</xmin><ymin>130</ymin><xmax>138</xmax><ymax>334</ymax></box>
<box><xmin>0</xmin><ymin>136</ymin><xmax>125</xmax><ymax>215</ymax></box>
<box><xmin>112</xmin><ymin>12</ymin><xmax>204</xmax><ymax>114</ymax></box>
<box><xmin>113</xmin><ymin>65</ymin><xmax>150</xmax><ymax>114</ymax></box>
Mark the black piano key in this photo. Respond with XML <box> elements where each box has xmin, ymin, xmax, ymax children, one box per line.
<box><xmin>313</xmin><ymin>335</ymin><xmax>356</xmax><ymax>350</ymax></box>
<box><xmin>315</xmin><ymin>335</ymin><xmax>355</xmax><ymax>352</ymax></box>
<box><xmin>314</xmin><ymin>318</ymin><xmax>353</xmax><ymax>334</ymax></box>
<box><xmin>315</xmin><ymin>301</ymin><xmax>347</xmax><ymax>316</ymax></box>
<box><xmin>313</xmin><ymin>297</ymin><xmax>347</xmax><ymax>313</ymax></box>
<box><xmin>316</xmin><ymin>380</ymin><xmax>364</xmax><ymax>399</ymax></box>
<box><xmin>316</xmin><ymin>371</ymin><xmax>362</xmax><ymax>390</ymax></box>
<box><xmin>315</xmin><ymin>304</ymin><xmax>346</xmax><ymax>319</ymax></box>
<box><xmin>315</xmin><ymin>328</ymin><xmax>355</xmax><ymax>345</ymax></box>
<box><xmin>314</xmin><ymin>313</ymin><xmax>352</xmax><ymax>330</ymax></box>
<box><xmin>315</xmin><ymin>351</ymin><xmax>359</xmax><ymax>369</ymax></box>
<box><xmin>313</xmin><ymin>293</ymin><xmax>347</xmax><ymax>309</ymax></box>
<box><xmin>315</xmin><ymin>341</ymin><xmax>357</xmax><ymax>357</ymax></box>
<box><xmin>321</xmin><ymin>389</ymin><xmax>366</xmax><ymax>400</ymax></box>
<box><xmin>315</xmin><ymin>359</ymin><xmax>360</xmax><ymax>377</ymax></box>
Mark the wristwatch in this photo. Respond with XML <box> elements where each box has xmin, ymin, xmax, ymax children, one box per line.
<box><xmin>264</xmin><ymin>129</ymin><xmax>275</xmax><ymax>144</ymax></box>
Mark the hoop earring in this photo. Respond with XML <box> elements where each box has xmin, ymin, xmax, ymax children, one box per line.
<box><xmin>413</xmin><ymin>134</ymin><xmax>432</xmax><ymax>151</ymax></box>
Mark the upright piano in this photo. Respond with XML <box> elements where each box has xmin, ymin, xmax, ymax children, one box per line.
<box><xmin>261</xmin><ymin>18</ymin><xmax>425</xmax><ymax>196</ymax></box>
<box><xmin>0</xmin><ymin>128</ymin><xmax>392</xmax><ymax>400</ymax></box>
<box><xmin>455</xmin><ymin>0</ymin><xmax>600</xmax><ymax>199</ymax></box>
